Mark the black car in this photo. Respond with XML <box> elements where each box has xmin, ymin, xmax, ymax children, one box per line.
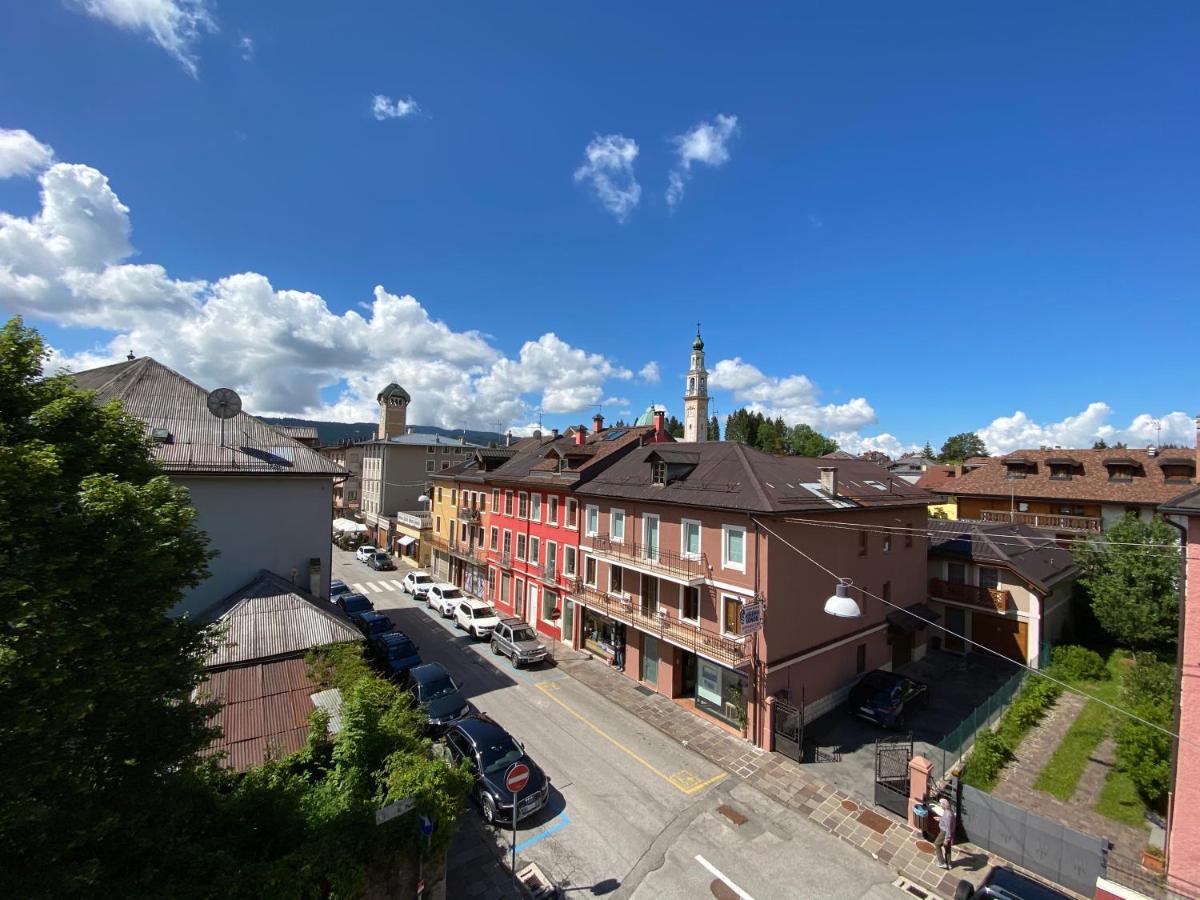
<box><xmin>408</xmin><ymin>662</ymin><xmax>470</xmax><ymax>734</ymax></box>
<box><xmin>369</xmin><ymin>552</ymin><xmax>395</xmax><ymax>571</ymax></box>
<box><xmin>444</xmin><ymin>716</ymin><xmax>550</xmax><ymax>826</ymax></box>
<box><xmin>371</xmin><ymin>632</ymin><xmax>422</xmax><ymax>682</ymax></box>
<box><xmin>358</xmin><ymin>610</ymin><xmax>395</xmax><ymax>638</ymax></box>
<box><xmin>848</xmin><ymin>669</ymin><xmax>928</xmax><ymax>729</ymax></box>
<box><xmin>954</xmin><ymin>867</ymin><xmax>1073</xmax><ymax>900</ymax></box>
<box><xmin>330</xmin><ymin>579</ymin><xmax>352</xmax><ymax>600</ymax></box>
<box><xmin>335</xmin><ymin>592</ymin><xmax>374</xmax><ymax>626</ymax></box>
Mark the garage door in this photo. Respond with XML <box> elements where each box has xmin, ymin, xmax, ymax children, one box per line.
<box><xmin>971</xmin><ymin>613</ymin><xmax>1027</xmax><ymax>663</ymax></box>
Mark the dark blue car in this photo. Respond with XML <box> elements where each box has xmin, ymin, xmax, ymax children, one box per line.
<box><xmin>445</xmin><ymin>715</ymin><xmax>550</xmax><ymax>826</ymax></box>
<box><xmin>371</xmin><ymin>632</ymin><xmax>422</xmax><ymax>681</ymax></box>
<box><xmin>408</xmin><ymin>663</ymin><xmax>470</xmax><ymax>734</ymax></box>
<box><xmin>335</xmin><ymin>592</ymin><xmax>373</xmax><ymax>626</ymax></box>
<box><xmin>358</xmin><ymin>610</ymin><xmax>394</xmax><ymax>638</ymax></box>
<box><xmin>848</xmin><ymin>669</ymin><xmax>928</xmax><ymax>729</ymax></box>
<box><xmin>330</xmin><ymin>579</ymin><xmax>352</xmax><ymax>600</ymax></box>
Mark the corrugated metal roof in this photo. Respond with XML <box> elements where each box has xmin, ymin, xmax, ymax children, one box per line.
<box><xmin>69</xmin><ymin>357</ymin><xmax>346</xmax><ymax>477</ymax></box>
<box><xmin>201</xmin><ymin>570</ymin><xmax>363</xmax><ymax>668</ymax></box>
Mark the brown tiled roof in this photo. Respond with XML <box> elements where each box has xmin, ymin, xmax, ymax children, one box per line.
<box><xmin>490</xmin><ymin>426</ymin><xmax>660</xmax><ymax>487</ymax></box>
<box><xmin>69</xmin><ymin>358</ymin><xmax>346</xmax><ymax>477</ymax></box>
<box><xmin>928</xmin><ymin>520</ymin><xmax>1076</xmax><ymax>592</ymax></box>
<box><xmin>916</xmin><ymin>465</ymin><xmax>962</xmax><ymax>494</ymax></box>
<box><xmin>578</xmin><ymin>442</ymin><xmax>930</xmax><ymax>514</ymax></box>
<box><xmin>947</xmin><ymin>448</ymin><xmax>1196</xmax><ymax>506</ymax></box>
<box><xmin>198</xmin><ymin>657</ymin><xmax>321</xmax><ymax>772</ymax></box>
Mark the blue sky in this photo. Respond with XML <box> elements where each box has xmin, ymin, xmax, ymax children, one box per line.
<box><xmin>0</xmin><ymin>2</ymin><xmax>1197</xmax><ymax>454</ymax></box>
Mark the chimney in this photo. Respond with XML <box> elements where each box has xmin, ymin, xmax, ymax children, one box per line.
<box><xmin>309</xmin><ymin>557</ymin><xmax>322</xmax><ymax>598</ymax></box>
<box><xmin>593</xmin><ymin>413</ymin><xmax>604</xmax><ymax>434</ymax></box>
<box><xmin>574</xmin><ymin>427</ymin><xmax>587</xmax><ymax>446</ymax></box>
<box><xmin>506</xmin><ymin>431</ymin><xmax>513</xmax><ymax>447</ymax></box>
<box><xmin>533</xmin><ymin>429</ymin><xmax>542</xmax><ymax>441</ymax></box>
<box><xmin>551</xmin><ymin>428</ymin><xmax>560</xmax><ymax>438</ymax></box>
<box><xmin>818</xmin><ymin>465</ymin><xmax>838</xmax><ymax>497</ymax></box>
<box><xmin>653</xmin><ymin>408</ymin><xmax>665</xmax><ymax>435</ymax></box>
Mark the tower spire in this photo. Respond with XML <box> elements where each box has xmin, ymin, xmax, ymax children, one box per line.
<box><xmin>683</xmin><ymin>325</ymin><xmax>709</xmax><ymax>442</ymax></box>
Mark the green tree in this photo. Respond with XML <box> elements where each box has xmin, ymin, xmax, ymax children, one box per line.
<box><xmin>1091</xmin><ymin>438</ymin><xmax>1109</xmax><ymax>449</ymax></box>
<box><xmin>707</xmin><ymin>415</ymin><xmax>720</xmax><ymax>441</ymax></box>
<box><xmin>1074</xmin><ymin>516</ymin><xmax>1180</xmax><ymax>651</ymax></box>
<box><xmin>921</xmin><ymin>441</ymin><xmax>935</xmax><ymax>459</ymax></box>
<box><xmin>0</xmin><ymin>318</ymin><xmax>217</xmax><ymax>897</ymax></box>
<box><xmin>789</xmin><ymin>423</ymin><xmax>838</xmax><ymax>457</ymax></box>
<box><xmin>1114</xmin><ymin>654</ymin><xmax>1176</xmax><ymax>809</ymax></box>
<box><xmin>666</xmin><ymin>415</ymin><xmax>684</xmax><ymax>438</ymax></box>
<box><xmin>938</xmin><ymin>432</ymin><xmax>988</xmax><ymax>463</ymax></box>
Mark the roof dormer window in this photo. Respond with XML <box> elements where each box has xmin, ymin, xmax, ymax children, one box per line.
<box><xmin>1159</xmin><ymin>457</ymin><xmax>1196</xmax><ymax>484</ymax></box>
<box><xmin>652</xmin><ymin>460</ymin><xmax>667</xmax><ymax>486</ymax></box>
<box><xmin>1104</xmin><ymin>457</ymin><xmax>1140</xmax><ymax>482</ymax></box>
<box><xmin>1003</xmin><ymin>457</ymin><xmax>1034</xmax><ymax>480</ymax></box>
<box><xmin>1045</xmin><ymin>456</ymin><xmax>1081</xmax><ymax>481</ymax></box>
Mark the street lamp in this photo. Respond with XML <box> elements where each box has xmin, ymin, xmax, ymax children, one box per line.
<box><xmin>824</xmin><ymin>578</ymin><xmax>862</xmax><ymax>618</ymax></box>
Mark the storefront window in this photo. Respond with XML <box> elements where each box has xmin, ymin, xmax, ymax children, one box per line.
<box><xmin>582</xmin><ymin>609</ymin><xmax>618</xmax><ymax>658</ymax></box>
<box><xmin>694</xmin><ymin>658</ymin><xmax>747</xmax><ymax>728</ymax></box>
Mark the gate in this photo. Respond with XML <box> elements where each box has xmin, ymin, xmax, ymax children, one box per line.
<box><xmin>771</xmin><ymin>699</ymin><xmax>802</xmax><ymax>762</ymax></box>
<box><xmin>874</xmin><ymin>734</ymin><xmax>913</xmax><ymax>819</ymax></box>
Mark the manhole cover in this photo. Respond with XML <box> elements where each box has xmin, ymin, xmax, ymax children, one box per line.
<box><xmin>857</xmin><ymin>809</ymin><xmax>892</xmax><ymax>834</ymax></box>
<box><xmin>710</xmin><ymin>880</ymin><xmax>739</xmax><ymax>900</ymax></box>
<box><xmin>915</xmin><ymin>839</ymin><xmax>935</xmax><ymax>854</ymax></box>
<box><xmin>718</xmin><ymin>804</ymin><xmax>748</xmax><ymax>826</ymax></box>
<box><xmin>841</xmin><ymin>800</ymin><xmax>859</xmax><ymax>812</ymax></box>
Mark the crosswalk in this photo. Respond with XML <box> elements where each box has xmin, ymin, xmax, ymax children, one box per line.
<box><xmin>349</xmin><ymin>579</ymin><xmax>406</xmax><ymax>595</ymax></box>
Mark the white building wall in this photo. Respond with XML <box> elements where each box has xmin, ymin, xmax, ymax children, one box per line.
<box><xmin>173</xmin><ymin>475</ymin><xmax>334</xmax><ymax>617</ymax></box>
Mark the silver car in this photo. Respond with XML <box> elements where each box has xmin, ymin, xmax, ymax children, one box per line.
<box><xmin>490</xmin><ymin>617</ymin><xmax>547</xmax><ymax>668</ymax></box>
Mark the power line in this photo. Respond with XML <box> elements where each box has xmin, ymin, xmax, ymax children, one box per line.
<box><xmin>751</xmin><ymin>517</ymin><xmax>1196</xmax><ymax>752</ymax></box>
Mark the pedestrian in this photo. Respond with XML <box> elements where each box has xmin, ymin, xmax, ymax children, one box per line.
<box><xmin>931</xmin><ymin>799</ymin><xmax>956</xmax><ymax>869</ymax></box>
<box><xmin>613</xmin><ymin>627</ymin><xmax>625</xmax><ymax>672</ymax></box>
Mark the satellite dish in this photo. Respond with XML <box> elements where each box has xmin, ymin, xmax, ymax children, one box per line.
<box><xmin>206</xmin><ymin>388</ymin><xmax>242</xmax><ymax>420</ymax></box>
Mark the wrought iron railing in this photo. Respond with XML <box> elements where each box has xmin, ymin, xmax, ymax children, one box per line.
<box><xmin>431</xmin><ymin>535</ymin><xmax>488</xmax><ymax>565</ymax></box>
<box><xmin>928</xmin><ymin>578</ymin><xmax>1012</xmax><ymax>612</ymax></box>
<box><xmin>458</xmin><ymin>508</ymin><xmax>481</xmax><ymax>523</ymax></box>
<box><xmin>566</xmin><ymin>579</ymin><xmax>748</xmax><ymax>668</ymax></box>
<box><xmin>587</xmin><ymin>534</ymin><xmax>709</xmax><ymax>582</ymax></box>
<box><xmin>978</xmin><ymin>509</ymin><xmax>1102</xmax><ymax>532</ymax></box>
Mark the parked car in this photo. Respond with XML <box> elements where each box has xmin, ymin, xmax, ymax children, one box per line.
<box><xmin>848</xmin><ymin>669</ymin><xmax>928</xmax><ymax>729</ymax></box>
<box><xmin>408</xmin><ymin>662</ymin><xmax>471</xmax><ymax>733</ymax></box>
<box><xmin>368</xmin><ymin>552</ymin><xmax>395</xmax><ymax>571</ymax></box>
<box><xmin>490</xmin><ymin>617</ymin><xmax>547</xmax><ymax>667</ymax></box>
<box><xmin>355</xmin><ymin>545</ymin><xmax>378</xmax><ymax>563</ymax></box>
<box><xmin>330</xmin><ymin>579</ymin><xmax>352</xmax><ymax>600</ymax></box>
<box><xmin>454</xmin><ymin>599</ymin><xmax>501</xmax><ymax>639</ymax></box>
<box><xmin>371</xmin><ymin>632</ymin><xmax>422</xmax><ymax>681</ymax></box>
<box><xmin>402</xmin><ymin>570</ymin><xmax>435</xmax><ymax>599</ymax></box>
<box><xmin>444</xmin><ymin>715</ymin><xmax>550</xmax><ymax>826</ymax></box>
<box><xmin>427</xmin><ymin>583</ymin><xmax>465</xmax><ymax>618</ymax></box>
<box><xmin>954</xmin><ymin>867</ymin><xmax>1073</xmax><ymax>900</ymax></box>
<box><xmin>335</xmin><ymin>592</ymin><xmax>374</xmax><ymax>626</ymax></box>
<box><xmin>358</xmin><ymin>610</ymin><xmax>395</xmax><ymax>639</ymax></box>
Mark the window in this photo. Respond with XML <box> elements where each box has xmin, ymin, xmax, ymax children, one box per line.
<box><xmin>641</xmin><ymin>576</ymin><xmax>659</xmax><ymax>616</ymax></box>
<box><xmin>502</xmin><ymin>530</ymin><xmax>512</xmax><ymax>556</ymax></box>
<box><xmin>609</xmin><ymin>565</ymin><xmax>624</xmax><ymax>595</ymax></box>
<box><xmin>681</xmin><ymin>586</ymin><xmax>700</xmax><ymax>621</ymax></box>
<box><xmin>611</xmin><ymin>508</ymin><xmax>625</xmax><ymax>543</ymax></box>
<box><xmin>947</xmin><ymin>562</ymin><xmax>966</xmax><ymax>584</ymax></box>
<box><xmin>492</xmin><ymin>489</ymin><xmax>499</xmax><ymax>510</ymax></box>
<box><xmin>858</xmin><ymin>530</ymin><xmax>867</xmax><ymax>557</ymax></box>
<box><xmin>516</xmin><ymin>534</ymin><xmax>527</xmax><ymax>561</ymax></box>
<box><xmin>450</xmin><ymin>489</ymin><xmax>457</xmax><ymax>507</ymax></box>
<box><xmin>441</xmin><ymin>446</ymin><xmax>450</xmax><ymax>454</ymax></box>
<box><xmin>563</xmin><ymin>545</ymin><xmax>577</xmax><ymax>577</ymax></box>
<box><xmin>681</xmin><ymin>519</ymin><xmax>701</xmax><ymax>559</ymax></box>
<box><xmin>528</xmin><ymin>536</ymin><xmax>540</xmax><ymax>565</ymax></box>
<box><xmin>425</xmin><ymin>459</ymin><xmax>434</xmax><ymax>473</ymax></box>
<box><xmin>518</xmin><ymin>492</ymin><xmax>529</xmax><ymax>519</ymax></box>
<box><xmin>515</xmin><ymin>578</ymin><xmax>525</xmax><ymax>616</ymax></box>
<box><xmin>480</xmin><ymin>492</ymin><xmax>487</xmax><ymax>513</ymax></box>
<box><xmin>905</xmin><ymin>523</ymin><xmax>913</xmax><ymax>548</ymax></box>
<box><xmin>584</xmin><ymin>556</ymin><xmax>597</xmax><ymax>587</ymax></box>
<box><xmin>441</xmin><ymin>461</ymin><xmax>449</xmax><ymax>470</ymax></box>
<box><xmin>500</xmin><ymin>572</ymin><xmax>511</xmax><ymax>604</ymax></box>
<box><xmin>435</xmin><ymin>515</ymin><xmax>441</xmax><ymax>534</ymax></box>
<box><xmin>488</xmin><ymin>567</ymin><xmax>496</xmax><ymax>602</ymax></box>
<box><xmin>585</xmin><ymin>504</ymin><xmax>599</xmax><ymax>537</ymax></box>
<box><xmin>1017</xmin><ymin>501</ymin><xmax>1030</xmax><ymax>513</ymax></box>
<box><xmin>427</xmin><ymin>446</ymin><xmax>434</xmax><ymax>454</ymax></box>
<box><xmin>566</xmin><ymin>498</ymin><xmax>578</xmax><ymax>529</ymax></box>
<box><xmin>545</xmin><ymin>541</ymin><xmax>557</xmax><ymax>575</ymax></box>
<box><xmin>979</xmin><ymin>568</ymin><xmax>1000</xmax><ymax>590</ymax></box>
<box><xmin>460</xmin><ymin>521</ymin><xmax>468</xmax><ymax>543</ymax></box>
<box><xmin>542</xmin><ymin>589</ymin><xmax>557</xmax><ymax>622</ymax></box>
<box><xmin>490</xmin><ymin>526</ymin><xmax>499</xmax><ymax>551</ymax></box>
<box><xmin>1109</xmin><ymin>467</ymin><xmax>1134</xmax><ymax>483</ymax></box>
<box><xmin>856</xmin><ymin>643</ymin><xmax>866</xmax><ymax>675</ymax></box>
<box><xmin>722</xmin><ymin>595</ymin><xmax>742</xmax><ymax>636</ymax></box>
<box><xmin>652</xmin><ymin>461</ymin><xmax>667</xmax><ymax>485</ymax></box>
<box><xmin>530</xmin><ymin>493</ymin><xmax>541</xmax><ymax>522</ymax></box>
<box><xmin>643</xmin><ymin>514</ymin><xmax>660</xmax><ymax>561</ymax></box>
<box><xmin>883</xmin><ymin>534</ymin><xmax>891</xmax><ymax>553</ymax></box>
<box><xmin>548</xmin><ymin>495</ymin><xmax>559</xmax><ymax>525</ymax></box>
<box><xmin>437</xmin><ymin>487</ymin><xmax>443</xmax><ymax>503</ymax></box>
<box><xmin>722</xmin><ymin>525</ymin><xmax>746</xmax><ymax>571</ymax></box>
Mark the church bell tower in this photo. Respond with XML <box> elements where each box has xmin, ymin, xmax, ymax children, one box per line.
<box><xmin>683</xmin><ymin>325</ymin><xmax>709</xmax><ymax>443</ymax></box>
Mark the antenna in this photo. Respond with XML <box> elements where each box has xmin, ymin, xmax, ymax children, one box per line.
<box><xmin>206</xmin><ymin>387</ymin><xmax>242</xmax><ymax>448</ymax></box>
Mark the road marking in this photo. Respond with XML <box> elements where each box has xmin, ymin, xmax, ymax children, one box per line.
<box><xmin>535</xmin><ymin>682</ymin><xmax>724</xmax><ymax>796</ymax></box>
<box><xmin>350</xmin><ymin>584</ymin><xmax>366</xmax><ymax>593</ymax></box>
<box><xmin>695</xmin><ymin>855</ymin><xmax>755</xmax><ymax>900</ymax></box>
<box><xmin>511</xmin><ymin>813</ymin><xmax>571</xmax><ymax>853</ymax></box>
<box><xmin>364</xmin><ymin>581</ymin><xmax>381</xmax><ymax>592</ymax></box>
<box><xmin>388</xmin><ymin>580</ymin><xmax>405</xmax><ymax>590</ymax></box>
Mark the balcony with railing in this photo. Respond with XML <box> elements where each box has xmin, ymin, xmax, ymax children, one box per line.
<box><xmin>585</xmin><ymin>534</ymin><xmax>708</xmax><ymax>584</ymax></box>
<box><xmin>458</xmin><ymin>507</ymin><xmax>481</xmax><ymax>523</ymax></box>
<box><xmin>430</xmin><ymin>535</ymin><xmax>489</xmax><ymax>566</ymax></box>
<box><xmin>978</xmin><ymin>509</ymin><xmax>1102</xmax><ymax>532</ymax></box>
<box><xmin>928</xmin><ymin>578</ymin><xmax>1012</xmax><ymax>613</ymax></box>
<box><xmin>566</xmin><ymin>579</ymin><xmax>749</xmax><ymax>668</ymax></box>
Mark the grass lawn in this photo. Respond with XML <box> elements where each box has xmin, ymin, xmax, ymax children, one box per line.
<box><xmin>1097</xmin><ymin>768</ymin><xmax>1151</xmax><ymax>829</ymax></box>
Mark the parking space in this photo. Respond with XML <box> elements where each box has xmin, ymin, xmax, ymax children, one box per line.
<box><xmin>800</xmin><ymin>649</ymin><xmax>1018</xmax><ymax>799</ymax></box>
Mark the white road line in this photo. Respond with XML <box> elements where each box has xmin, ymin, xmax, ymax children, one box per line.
<box><xmin>387</xmin><ymin>580</ymin><xmax>405</xmax><ymax>591</ymax></box>
<box><xmin>350</xmin><ymin>584</ymin><xmax>366</xmax><ymax>593</ymax></box>
<box><xmin>694</xmin><ymin>855</ymin><xmax>755</xmax><ymax>900</ymax></box>
<box><xmin>364</xmin><ymin>582</ymin><xmax>381</xmax><ymax>592</ymax></box>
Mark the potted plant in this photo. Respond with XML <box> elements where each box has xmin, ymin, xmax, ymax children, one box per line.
<box><xmin>1141</xmin><ymin>846</ymin><xmax>1165</xmax><ymax>874</ymax></box>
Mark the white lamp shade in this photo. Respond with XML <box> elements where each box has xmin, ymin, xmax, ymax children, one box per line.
<box><xmin>824</xmin><ymin>581</ymin><xmax>861</xmax><ymax>618</ymax></box>
<box><xmin>418</xmin><ymin>494</ymin><xmax>429</xmax><ymax>503</ymax></box>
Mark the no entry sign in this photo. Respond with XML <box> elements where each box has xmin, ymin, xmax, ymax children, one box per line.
<box><xmin>504</xmin><ymin>762</ymin><xmax>531</xmax><ymax>793</ymax></box>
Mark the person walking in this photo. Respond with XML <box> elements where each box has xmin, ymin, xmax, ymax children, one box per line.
<box><xmin>931</xmin><ymin>799</ymin><xmax>956</xmax><ymax>869</ymax></box>
<box><xmin>613</xmin><ymin>625</ymin><xmax>626</xmax><ymax>672</ymax></box>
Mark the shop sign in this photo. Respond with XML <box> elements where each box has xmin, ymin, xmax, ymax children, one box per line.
<box><xmin>740</xmin><ymin>600</ymin><xmax>763</xmax><ymax>635</ymax></box>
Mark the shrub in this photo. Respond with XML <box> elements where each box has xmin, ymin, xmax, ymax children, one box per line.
<box><xmin>962</xmin><ymin>732</ymin><xmax>1014</xmax><ymax>788</ymax></box>
<box><xmin>963</xmin><ymin>675</ymin><xmax>1061</xmax><ymax>789</ymax></box>
<box><xmin>1114</xmin><ymin>654</ymin><xmax>1176</xmax><ymax>810</ymax></box>
<box><xmin>1050</xmin><ymin>645</ymin><xmax>1109</xmax><ymax>682</ymax></box>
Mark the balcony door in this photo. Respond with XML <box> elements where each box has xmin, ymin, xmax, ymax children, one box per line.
<box><xmin>641</xmin><ymin>574</ymin><xmax>659</xmax><ymax>618</ymax></box>
<box><xmin>527</xmin><ymin>582</ymin><xmax>539</xmax><ymax>628</ymax></box>
<box><xmin>643</xmin><ymin>514</ymin><xmax>660</xmax><ymax>562</ymax></box>
<box><xmin>944</xmin><ymin>607</ymin><xmax>966</xmax><ymax>653</ymax></box>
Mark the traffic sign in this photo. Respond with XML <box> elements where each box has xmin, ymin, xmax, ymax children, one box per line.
<box><xmin>504</xmin><ymin>762</ymin><xmax>531</xmax><ymax>793</ymax></box>
<box><xmin>375</xmin><ymin>794</ymin><xmax>415</xmax><ymax>825</ymax></box>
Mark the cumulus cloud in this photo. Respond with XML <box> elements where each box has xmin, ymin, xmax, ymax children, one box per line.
<box><xmin>573</xmin><ymin>134</ymin><xmax>641</xmax><ymax>222</ymax></box>
<box><xmin>371</xmin><ymin>95</ymin><xmax>420</xmax><ymax>120</ymax></box>
<box><xmin>638</xmin><ymin>361</ymin><xmax>660</xmax><ymax>384</ymax></box>
<box><xmin>0</xmin><ymin>129</ymin><xmax>55</xmax><ymax>179</ymax></box>
<box><xmin>666</xmin><ymin>113</ymin><xmax>738</xmax><ymax>208</ymax></box>
<box><xmin>977</xmin><ymin>403</ymin><xmax>1195</xmax><ymax>455</ymax></box>
<box><xmin>831</xmin><ymin>431</ymin><xmax>920</xmax><ymax>460</ymax></box>
<box><xmin>1</xmin><ymin>135</ymin><xmax>636</xmax><ymax>431</ymax></box>
<box><xmin>69</xmin><ymin>0</ymin><xmax>216</xmax><ymax>77</ymax></box>
<box><xmin>708</xmin><ymin>356</ymin><xmax>877</xmax><ymax>433</ymax></box>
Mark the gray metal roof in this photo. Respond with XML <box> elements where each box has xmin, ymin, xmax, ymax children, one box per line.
<box><xmin>367</xmin><ymin>432</ymin><xmax>485</xmax><ymax>448</ymax></box>
<box><xmin>200</xmin><ymin>570</ymin><xmax>363</xmax><ymax>669</ymax></box>
<box><xmin>1161</xmin><ymin>484</ymin><xmax>1200</xmax><ymax>515</ymax></box>
<box><xmin>927</xmin><ymin>519</ymin><xmax>1077</xmax><ymax>592</ymax></box>
<box><xmin>69</xmin><ymin>358</ymin><xmax>346</xmax><ymax>477</ymax></box>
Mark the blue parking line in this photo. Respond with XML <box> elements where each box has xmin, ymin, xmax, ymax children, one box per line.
<box><xmin>512</xmin><ymin>814</ymin><xmax>571</xmax><ymax>854</ymax></box>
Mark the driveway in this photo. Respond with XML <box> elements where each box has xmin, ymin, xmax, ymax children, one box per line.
<box><xmin>800</xmin><ymin>650</ymin><xmax>1017</xmax><ymax>800</ymax></box>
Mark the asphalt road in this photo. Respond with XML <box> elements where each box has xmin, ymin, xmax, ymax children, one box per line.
<box><xmin>335</xmin><ymin>548</ymin><xmax>903</xmax><ymax>899</ymax></box>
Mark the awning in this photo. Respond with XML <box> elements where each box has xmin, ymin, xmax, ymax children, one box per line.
<box><xmin>886</xmin><ymin>603</ymin><xmax>939</xmax><ymax>635</ymax></box>
<box><xmin>396</xmin><ymin>535</ymin><xmax>417</xmax><ymax>547</ymax></box>
<box><xmin>332</xmin><ymin>518</ymin><xmax>367</xmax><ymax>533</ymax></box>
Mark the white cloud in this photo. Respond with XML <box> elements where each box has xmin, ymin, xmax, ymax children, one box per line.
<box><xmin>238</xmin><ymin>34</ymin><xmax>254</xmax><ymax>61</ymax></box>
<box><xmin>977</xmin><ymin>403</ymin><xmax>1195</xmax><ymax>455</ymax></box>
<box><xmin>709</xmin><ymin>356</ymin><xmax>877</xmax><ymax>432</ymax></box>
<box><xmin>2</xmin><ymin>134</ymin><xmax>636</xmax><ymax>432</ymax></box>
<box><xmin>638</xmin><ymin>361</ymin><xmax>660</xmax><ymax>384</ymax></box>
<box><xmin>573</xmin><ymin>134</ymin><xmax>641</xmax><ymax>222</ymax></box>
<box><xmin>666</xmin><ymin>113</ymin><xmax>738</xmax><ymax>208</ymax></box>
<box><xmin>371</xmin><ymin>95</ymin><xmax>420</xmax><ymax>121</ymax></box>
<box><xmin>70</xmin><ymin>0</ymin><xmax>216</xmax><ymax>77</ymax></box>
<box><xmin>831</xmin><ymin>431</ymin><xmax>919</xmax><ymax>460</ymax></box>
<box><xmin>0</xmin><ymin>129</ymin><xmax>55</xmax><ymax>179</ymax></box>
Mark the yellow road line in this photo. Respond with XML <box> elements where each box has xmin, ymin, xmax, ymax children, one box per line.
<box><xmin>536</xmin><ymin>681</ymin><xmax>726</xmax><ymax>796</ymax></box>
